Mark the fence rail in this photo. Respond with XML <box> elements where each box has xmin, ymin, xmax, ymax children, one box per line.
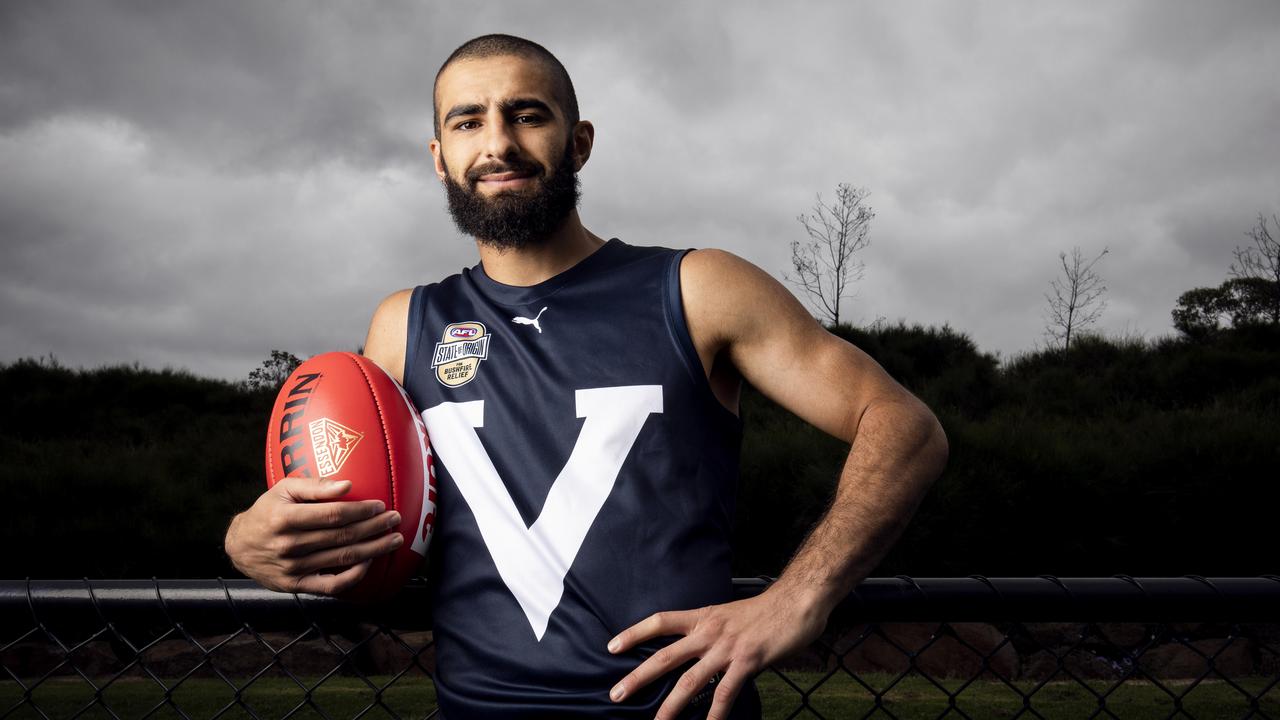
<box><xmin>3</xmin><ymin>577</ymin><xmax>1279</xmax><ymax>719</ymax></box>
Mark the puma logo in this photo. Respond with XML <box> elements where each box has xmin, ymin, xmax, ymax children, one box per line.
<box><xmin>512</xmin><ymin>306</ymin><xmax>548</xmax><ymax>333</ymax></box>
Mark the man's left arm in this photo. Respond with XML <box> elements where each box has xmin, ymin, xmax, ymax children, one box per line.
<box><xmin>607</xmin><ymin>249</ymin><xmax>949</xmax><ymax>719</ymax></box>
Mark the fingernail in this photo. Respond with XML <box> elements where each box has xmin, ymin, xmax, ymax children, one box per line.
<box><xmin>609</xmin><ymin>684</ymin><xmax>624</xmax><ymax>701</ymax></box>
<box><xmin>387</xmin><ymin>511</ymin><xmax>401</xmax><ymax>527</ymax></box>
<box><xmin>373</xmin><ymin>500</ymin><xmax>386</xmax><ymax>513</ymax></box>
<box><xmin>390</xmin><ymin>533</ymin><xmax>403</xmax><ymax>547</ymax></box>
<box><xmin>607</xmin><ymin>638</ymin><xmax>620</xmax><ymax>653</ymax></box>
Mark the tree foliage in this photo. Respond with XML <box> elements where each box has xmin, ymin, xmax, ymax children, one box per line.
<box><xmin>4</xmin><ymin>319</ymin><xmax>1279</xmax><ymax>579</ymax></box>
<box><xmin>246</xmin><ymin>349</ymin><xmax>302</xmax><ymax>391</ymax></box>
<box><xmin>1043</xmin><ymin>246</ymin><xmax>1109</xmax><ymax>351</ymax></box>
<box><xmin>1173</xmin><ymin>277</ymin><xmax>1279</xmax><ymax>339</ymax></box>
<box><xmin>1172</xmin><ymin>285</ymin><xmax>1231</xmax><ymax>339</ymax></box>
<box><xmin>786</xmin><ymin>184</ymin><xmax>875</xmax><ymax>325</ymax></box>
<box><xmin>1173</xmin><ymin>210</ymin><xmax>1280</xmax><ymax>339</ymax></box>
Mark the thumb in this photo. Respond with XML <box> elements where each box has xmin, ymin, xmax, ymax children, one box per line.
<box><xmin>277</xmin><ymin>477</ymin><xmax>352</xmax><ymax>503</ymax></box>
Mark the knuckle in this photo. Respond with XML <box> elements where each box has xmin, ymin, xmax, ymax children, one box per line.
<box><xmin>739</xmin><ymin>643</ymin><xmax>765</xmax><ymax>666</ymax></box>
<box><xmin>324</xmin><ymin>506</ymin><xmax>344</xmax><ymax>526</ymax></box>
<box><xmin>676</xmin><ymin>672</ymin><xmax>702</xmax><ymax>693</ymax></box>
<box><xmin>643</xmin><ymin>613</ymin><xmax>665</xmax><ymax>634</ymax></box>
<box><xmin>266</xmin><ymin>512</ymin><xmax>289</xmax><ymax>534</ymax></box>
<box><xmin>273</xmin><ymin>535</ymin><xmax>297</xmax><ymax>556</ymax></box>
<box><xmin>713</xmin><ymin>683</ymin><xmax>737</xmax><ymax>704</ymax></box>
<box><xmin>336</xmin><ymin>548</ymin><xmax>358</xmax><ymax>567</ymax></box>
<box><xmin>333</xmin><ymin>526</ymin><xmax>355</xmax><ymax>546</ymax></box>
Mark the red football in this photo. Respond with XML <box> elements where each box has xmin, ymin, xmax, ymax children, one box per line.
<box><xmin>265</xmin><ymin>351</ymin><xmax>437</xmax><ymax>602</ymax></box>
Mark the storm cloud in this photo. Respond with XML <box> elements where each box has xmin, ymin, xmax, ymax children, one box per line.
<box><xmin>2</xmin><ymin>0</ymin><xmax>1278</xmax><ymax>378</ymax></box>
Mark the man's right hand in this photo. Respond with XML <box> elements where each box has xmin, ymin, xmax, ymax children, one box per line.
<box><xmin>224</xmin><ymin>477</ymin><xmax>404</xmax><ymax>596</ymax></box>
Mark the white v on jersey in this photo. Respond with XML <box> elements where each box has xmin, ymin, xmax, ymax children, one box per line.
<box><xmin>403</xmin><ymin>240</ymin><xmax>761</xmax><ymax>719</ymax></box>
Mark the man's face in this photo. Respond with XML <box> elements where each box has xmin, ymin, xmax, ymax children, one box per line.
<box><xmin>431</xmin><ymin>55</ymin><xmax>590</xmax><ymax>251</ymax></box>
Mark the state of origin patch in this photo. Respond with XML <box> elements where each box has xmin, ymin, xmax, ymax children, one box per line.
<box><xmin>432</xmin><ymin>321</ymin><xmax>490</xmax><ymax>387</ymax></box>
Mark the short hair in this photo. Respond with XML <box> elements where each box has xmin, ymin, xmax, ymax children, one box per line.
<box><xmin>433</xmin><ymin>34</ymin><xmax>579</xmax><ymax>138</ymax></box>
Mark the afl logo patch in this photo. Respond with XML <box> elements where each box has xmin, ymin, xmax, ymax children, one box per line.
<box><xmin>432</xmin><ymin>321</ymin><xmax>490</xmax><ymax>387</ymax></box>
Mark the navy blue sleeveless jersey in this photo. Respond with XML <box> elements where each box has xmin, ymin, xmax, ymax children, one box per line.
<box><xmin>402</xmin><ymin>239</ymin><xmax>762</xmax><ymax>718</ymax></box>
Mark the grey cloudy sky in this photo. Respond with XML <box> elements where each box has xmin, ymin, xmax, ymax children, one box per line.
<box><xmin>2</xmin><ymin>0</ymin><xmax>1278</xmax><ymax>379</ymax></box>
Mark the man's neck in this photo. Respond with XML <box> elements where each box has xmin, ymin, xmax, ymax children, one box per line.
<box><xmin>475</xmin><ymin>210</ymin><xmax>607</xmax><ymax>287</ymax></box>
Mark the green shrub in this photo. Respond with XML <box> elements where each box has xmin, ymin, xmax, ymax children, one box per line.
<box><xmin>3</xmin><ymin>321</ymin><xmax>1277</xmax><ymax>579</ymax></box>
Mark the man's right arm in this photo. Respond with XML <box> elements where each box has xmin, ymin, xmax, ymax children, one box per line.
<box><xmin>222</xmin><ymin>289</ymin><xmax>415</xmax><ymax>595</ymax></box>
<box><xmin>362</xmin><ymin>288</ymin><xmax>414</xmax><ymax>384</ymax></box>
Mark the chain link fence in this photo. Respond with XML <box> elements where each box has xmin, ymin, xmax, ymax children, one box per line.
<box><xmin>3</xmin><ymin>576</ymin><xmax>1278</xmax><ymax>719</ymax></box>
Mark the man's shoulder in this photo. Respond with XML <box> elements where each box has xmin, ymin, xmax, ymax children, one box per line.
<box><xmin>679</xmin><ymin>248</ymin><xmax>780</xmax><ymax>314</ymax></box>
<box><xmin>372</xmin><ymin>287</ymin><xmax>415</xmax><ymax>320</ymax></box>
<box><xmin>363</xmin><ymin>288</ymin><xmax>415</xmax><ymax>384</ymax></box>
<box><xmin>680</xmin><ymin>247</ymin><xmax>751</xmax><ymax>277</ymax></box>
<box><xmin>676</xmin><ymin>247</ymin><xmax>794</xmax><ymax>356</ymax></box>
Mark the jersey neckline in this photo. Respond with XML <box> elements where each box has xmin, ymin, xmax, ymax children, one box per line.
<box><xmin>466</xmin><ymin>237</ymin><xmax>624</xmax><ymax>306</ymax></box>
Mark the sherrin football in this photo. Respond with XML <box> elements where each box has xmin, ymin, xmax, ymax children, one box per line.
<box><xmin>265</xmin><ymin>351</ymin><xmax>437</xmax><ymax>602</ymax></box>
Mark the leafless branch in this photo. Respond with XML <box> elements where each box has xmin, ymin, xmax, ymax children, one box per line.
<box><xmin>1229</xmin><ymin>213</ymin><xmax>1280</xmax><ymax>323</ymax></box>
<box><xmin>785</xmin><ymin>184</ymin><xmax>875</xmax><ymax>325</ymax></box>
<box><xmin>1043</xmin><ymin>246</ymin><xmax>1109</xmax><ymax>351</ymax></box>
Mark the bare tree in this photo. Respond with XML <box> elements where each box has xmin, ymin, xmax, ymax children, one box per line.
<box><xmin>786</xmin><ymin>183</ymin><xmax>875</xmax><ymax>326</ymax></box>
<box><xmin>1043</xmin><ymin>247</ymin><xmax>1110</xmax><ymax>351</ymax></box>
<box><xmin>1229</xmin><ymin>212</ymin><xmax>1280</xmax><ymax>324</ymax></box>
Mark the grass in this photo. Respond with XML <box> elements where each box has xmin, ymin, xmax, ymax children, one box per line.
<box><xmin>1</xmin><ymin>675</ymin><xmax>436</xmax><ymax>719</ymax></box>
<box><xmin>3</xmin><ymin>672</ymin><xmax>1277</xmax><ymax>719</ymax></box>
<box><xmin>757</xmin><ymin>672</ymin><xmax>1280</xmax><ymax>719</ymax></box>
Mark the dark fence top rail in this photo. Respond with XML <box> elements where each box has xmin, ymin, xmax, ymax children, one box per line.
<box><xmin>3</xmin><ymin>576</ymin><xmax>1278</xmax><ymax>637</ymax></box>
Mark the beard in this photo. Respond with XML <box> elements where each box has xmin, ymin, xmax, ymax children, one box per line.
<box><xmin>442</xmin><ymin>143</ymin><xmax>581</xmax><ymax>252</ymax></box>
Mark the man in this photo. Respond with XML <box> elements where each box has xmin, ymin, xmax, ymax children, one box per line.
<box><xmin>225</xmin><ymin>34</ymin><xmax>947</xmax><ymax>719</ymax></box>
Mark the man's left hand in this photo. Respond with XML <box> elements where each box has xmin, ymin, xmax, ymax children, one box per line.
<box><xmin>607</xmin><ymin>584</ymin><xmax>829</xmax><ymax>719</ymax></box>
